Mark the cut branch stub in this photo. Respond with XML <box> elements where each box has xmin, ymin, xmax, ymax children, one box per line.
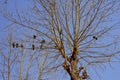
<box><xmin>82</xmin><ymin>70</ymin><xmax>89</xmax><ymax>79</ymax></box>
<box><xmin>63</xmin><ymin>60</ymin><xmax>71</xmax><ymax>75</ymax></box>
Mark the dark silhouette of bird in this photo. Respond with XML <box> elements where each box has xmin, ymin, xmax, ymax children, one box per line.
<box><xmin>32</xmin><ymin>44</ymin><xmax>35</xmax><ymax>50</ymax></box>
<box><xmin>40</xmin><ymin>40</ymin><xmax>45</xmax><ymax>44</ymax></box>
<box><xmin>33</xmin><ymin>35</ymin><xmax>36</xmax><ymax>39</ymax></box>
<box><xmin>40</xmin><ymin>45</ymin><xmax>43</xmax><ymax>49</ymax></box>
<box><xmin>12</xmin><ymin>43</ymin><xmax>15</xmax><ymax>48</ymax></box>
<box><xmin>16</xmin><ymin>43</ymin><xmax>19</xmax><ymax>48</ymax></box>
<box><xmin>21</xmin><ymin>44</ymin><xmax>24</xmax><ymax>48</ymax></box>
<box><xmin>79</xmin><ymin>66</ymin><xmax>84</xmax><ymax>71</ymax></box>
<box><xmin>93</xmin><ymin>36</ymin><xmax>97</xmax><ymax>40</ymax></box>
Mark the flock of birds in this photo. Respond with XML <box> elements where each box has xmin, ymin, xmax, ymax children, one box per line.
<box><xmin>93</xmin><ymin>36</ymin><xmax>97</xmax><ymax>40</ymax></box>
<box><xmin>12</xmin><ymin>35</ymin><xmax>97</xmax><ymax>50</ymax></box>
<box><xmin>11</xmin><ymin>35</ymin><xmax>95</xmax><ymax>79</ymax></box>
<box><xmin>12</xmin><ymin>35</ymin><xmax>45</xmax><ymax>50</ymax></box>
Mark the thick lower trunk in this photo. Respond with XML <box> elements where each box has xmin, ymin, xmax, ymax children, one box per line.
<box><xmin>63</xmin><ymin>46</ymin><xmax>86</xmax><ymax>80</ymax></box>
<box><xmin>71</xmin><ymin>77</ymin><xmax>82</xmax><ymax>80</ymax></box>
<box><xmin>70</xmin><ymin>47</ymin><xmax>81</xmax><ymax>80</ymax></box>
<box><xmin>70</xmin><ymin>59</ymin><xmax>80</xmax><ymax>80</ymax></box>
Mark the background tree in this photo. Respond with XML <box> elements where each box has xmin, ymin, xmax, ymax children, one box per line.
<box><xmin>0</xmin><ymin>28</ymin><xmax>50</xmax><ymax>80</ymax></box>
<box><xmin>0</xmin><ymin>0</ymin><xmax>120</xmax><ymax>80</ymax></box>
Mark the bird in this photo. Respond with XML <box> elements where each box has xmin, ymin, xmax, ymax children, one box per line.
<box><xmin>79</xmin><ymin>66</ymin><xmax>84</xmax><ymax>71</ymax></box>
<box><xmin>93</xmin><ymin>36</ymin><xmax>97</xmax><ymax>40</ymax></box>
<box><xmin>12</xmin><ymin>43</ymin><xmax>15</xmax><ymax>48</ymax></box>
<box><xmin>40</xmin><ymin>40</ymin><xmax>45</xmax><ymax>44</ymax></box>
<box><xmin>40</xmin><ymin>45</ymin><xmax>43</xmax><ymax>49</ymax></box>
<box><xmin>33</xmin><ymin>35</ymin><xmax>36</xmax><ymax>39</ymax></box>
<box><xmin>16</xmin><ymin>43</ymin><xmax>19</xmax><ymax>48</ymax></box>
<box><xmin>32</xmin><ymin>44</ymin><xmax>35</xmax><ymax>50</ymax></box>
<box><xmin>21</xmin><ymin>44</ymin><xmax>24</xmax><ymax>48</ymax></box>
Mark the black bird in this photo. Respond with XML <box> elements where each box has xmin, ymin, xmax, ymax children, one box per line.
<box><xmin>21</xmin><ymin>44</ymin><xmax>24</xmax><ymax>48</ymax></box>
<box><xmin>79</xmin><ymin>66</ymin><xmax>84</xmax><ymax>71</ymax></box>
<box><xmin>16</xmin><ymin>43</ymin><xmax>19</xmax><ymax>48</ymax></box>
<box><xmin>40</xmin><ymin>45</ymin><xmax>43</xmax><ymax>49</ymax></box>
<box><xmin>40</xmin><ymin>40</ymin><xmax>45</xmax><ymax>44</ymax></box>
<box><xmin>12</xmin><ymin>43</ymin><xmax>15</xmax><ymax>48</ymax></box>
<box><xmin>93</xmin><ymin>36</ymin><xmax>97</xmax><ymax>40</ymax></box>
<box><xmin>33</xmin><ymin>35</ymin><xmax>36</xmax><ymax>39</ymax></box>
<box><xmin>32</xmin><ymin>44</ymin><xmax>35</xmax><ymax>50</ymax></box>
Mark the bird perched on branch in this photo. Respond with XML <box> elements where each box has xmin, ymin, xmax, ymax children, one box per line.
<box><xmin>12</xmin><ymin>42</ymin><xmax>15</xmax><ymax>48</ymax></box>
<box><xmin>40</xmin><ymin>45</ymin><xmax>43</xmax><ymax>49</ymax></box>
<box><xmin>32</xmin><ymin>44</ymin><xmax>35</xmax><ymax>50</ymax></box>
<box><xmin>21</xmin><ymin>44</ymin><xmax>24</xmax><ymax>48</ymax></box>
<box><xmin>79</xmin><ymin>66</ymin><xmax>84</xmax><ymax>71</ymax></box>
<box><xmin>33</xmin><ymin>35</ymin><xmax>36</xmax><ymax>39</ymax></box>
<box><xmin>93</xmin><ymin>36</ymin><xmax>98</xmax><ymax>40</ymax></box>
<box><xmin>16</xmin><ymin>43</ymin><xmax>19</xmax><ymax>48</ymax></box>
<box><xmin>40</xmin><ymin>40</ymin><xmax>45</xmax><ymax>44</ymax></box>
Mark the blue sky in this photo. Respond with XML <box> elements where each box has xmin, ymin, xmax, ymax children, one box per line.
<box><xmin>0</xmin><ymin>0</ymin><xmax>120</xmax><ymax>80</ymax></box>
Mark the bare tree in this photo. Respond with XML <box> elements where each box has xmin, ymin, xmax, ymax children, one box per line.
<box><xmin>0</xmin><ymin>28</ymin><xmax>49</xmax><ymax>80</ymax></box>
<box><xmin>1</xmin><ymin>0</ymin><xmax>120</xmax><ymax>80</ymax></box>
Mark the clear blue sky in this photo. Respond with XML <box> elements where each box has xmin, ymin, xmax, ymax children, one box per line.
<box><xmin>0</xmin><ymin>0</ymin><xmax>120</xmax><ymax>80</ymax></box>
